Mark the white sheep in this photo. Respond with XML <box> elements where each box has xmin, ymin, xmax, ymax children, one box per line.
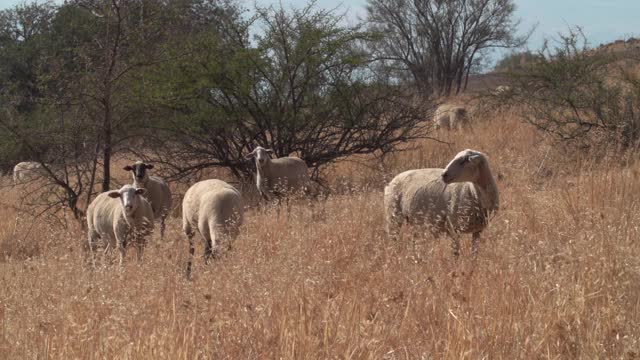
<box><xmin>123</xmin><ymin>161</ymin><xmax>172</xmax><ymax>240</ymax></box>
<box><xmin>182</xmin><ymin>179</ymin><xmax>243</xmax><ymax>276</ymax></box>
<box><xmin>384</xmin><ymin>149</ymin><xmax>499</xmax><ymax>257</ymax></box>
<box><xmin>86</xmin><ymin>185</ymin><xmax>155</xmax><ymax>266</ymax></box>
<box><xmin>13</xmin><ymin>161</ymin><xmax>47</xmax><ymax>184</ymax></box>
<box><xmin>434</xmin><ymin>104</ymin><xmax>469</xmax><ymax>130</ymax></box>
<box><xmin>245</xmin><ymin>146</ymin><xmax>314</xmax><ymax>201</ymax></box>
<box><xmin>494</xmin><ymin>85</ymin><xmax>511</xmax><ymax>95</ymax></box>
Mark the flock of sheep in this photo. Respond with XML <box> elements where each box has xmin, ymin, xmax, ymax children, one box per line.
<box><xmin>12</xmin><ymin>103</ymin><xmax>501</xmax><ymax>273</ymax></box>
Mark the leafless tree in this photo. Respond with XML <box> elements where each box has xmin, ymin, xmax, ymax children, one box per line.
<box><xmin>366</xmin><ymin>0</ymin><xmax>529</xmax><ymax>97</ymax></box>
<box><xmin>137</xmin><ymin>3</ymin><xmax>433</xmax><ymax>182</ymax></box>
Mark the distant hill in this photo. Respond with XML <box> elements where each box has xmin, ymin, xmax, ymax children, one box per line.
<box><xmin>592</xmin><ymin>37</ymin><xmax>640</xmax><ymax>55</ymax></box>
<box><xmin>465</xmin><ymin>37</ymin><xmax>640</xmax><ymax>93</ymax></box>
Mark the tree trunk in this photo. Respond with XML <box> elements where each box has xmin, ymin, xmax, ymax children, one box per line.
<box><xmin>102</xmin><ymin>94</ymin><xmax>112</xmax><ymax>193</ymax></box>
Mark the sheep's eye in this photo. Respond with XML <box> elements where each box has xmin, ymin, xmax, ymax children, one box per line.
<box><xmin>460</xmin><ymin>157</ymin><xmax>468</xmax><ymax>164</ymax></box>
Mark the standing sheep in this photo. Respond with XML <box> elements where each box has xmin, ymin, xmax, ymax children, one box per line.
<box><xmin>182</xmin><ymin>179</ymin><xmax>243</xmax><ymax>276</ymax></box>
<box><xmin>123</xmin><ymin>161</ymin><xmax>172</xmax><ymax>240</ymax></box>
<box><xmin>384</xmin><ymin>149</ymin><xmax>499</xmax><ymax>257</ymax></box>
<box><xmin>245</xmin><ymin>146</ymin><xmax>314</xmax><ymax>201</ymax></box>
<box><xmin>86</xmin><ymin>185</ymin><xmax>155</xmax><ymax>266</ymax></box>
<box><xmin>434</xmin><ymin>104</ymin><xmax>469</xmax><ymax>130</ymax></box>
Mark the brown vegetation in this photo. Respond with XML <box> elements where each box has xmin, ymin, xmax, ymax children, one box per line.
<box><xmin>0</xmin><ymin>107</ymin><xmax>639</xmax><ymax>358</ymax></box>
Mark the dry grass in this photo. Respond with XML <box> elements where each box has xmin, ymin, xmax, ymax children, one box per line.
<box><xmin>1</xmin><ymin>111</ymin><xmax>639</xmax><ymax>359</ymax></box>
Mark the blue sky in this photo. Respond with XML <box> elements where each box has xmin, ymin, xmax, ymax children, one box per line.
<box><xmin>1</xmin><ymin>0</ymin><xmax>638</xmax><ymax>50</ymax></box>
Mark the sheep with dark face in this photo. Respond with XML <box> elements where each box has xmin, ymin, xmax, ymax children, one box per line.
<box><xmin>245</xmin><ymin>146</ymin><xmax>314</xmax><ymax>201</ymax></box>
<box><xmin>86</xmin><ymin>185</ymin><xmax>155</xmax><ymax>266</ymax></box>
<box><xmin>182</xmin><ymin>179</ymin><xmax>243</xmax><ymax>277</ymax></box>
<box><xmin>384</xmin><ymin>149</ymin><xmax>499</xmax><ymax>257</ymax></box>
<box><xmin>123</xmin><ymin>161</ymin><xmax>172</xmax><ymax>239</ymax></box>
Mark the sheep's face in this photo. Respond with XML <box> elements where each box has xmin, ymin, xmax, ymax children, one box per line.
<box><xmin>246</xmin><ymin>146</ymin><xmax>274</xmax><ymax>167</ymax></box>
<box><xmin>453</xmin><ymin>107</ymin><xmax>467</xmax><ymax>118</ymax></box>
<box><xmin>109</xmin><ymin>185</ymin><xmax>147</xmax><ymax>216</ymax></box>
<box><xmin>123</xmin><ymin>161</ymin><xmax>153</xmax><ymax>182</ymax></box>
<box><xmin>441</xmin><ymin>149</ymin><xmax>484</xmax><ymax>184</ymax></box>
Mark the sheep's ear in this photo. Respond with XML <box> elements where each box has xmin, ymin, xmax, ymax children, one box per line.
<box><xmin>135</xmin><ymin>188</ymin><xmax>147</xmax><ymax>195</ymax></box>
<box><xmin>108</xmin><ymin>191</ymin><xmax>121</xmax><ymax>198</ymax></box>
<box><xmin>123</xmin><ymin>165</ymin><xmax>133</xmax><ymax>171</ymax></box>
<box><xmin>245</xmin><ymin>152</ymin><xmax>255</xmax><ymax>159</ymax></box>
<box><xmin>145</xmin><ymin>164</ymin><xmax>154</xmax><ymax>169</ymax></box>
<box><xmin>266</xmin><ymin>149</ymin><xmax>274</xmax><ymax>154</ymax></box>
<box><xmin>468</xmin><ymin>154</ymin><xmax>481</xmax><ymax>164</ymax></box>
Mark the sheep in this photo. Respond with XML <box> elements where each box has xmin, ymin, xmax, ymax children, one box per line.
<box><xmin>434</xmin><ymin>104</ymin><xmax>469</xmax><ymax>130</ymax></box>
<box><xmin>384</xmin><ymin>149</ymin><xmax>499</xmax><ymax>257</ymax></box>
<box><xmin>86</xmin><ymin>185</ymin><xmax>155</xmax><ymax>266</ymax></box>
<box><xmin>245</xmin><ymin>146</ymin><xmax>314</xmax><ymax>201</ymax></box>
<box><xmin>13</xmin><ymin>161</ymin><xmax>47</xmax><ymax>185</ymax></box>
<box><xmin>123</xmin><ymin>161</ymin><xmax>172</xmax><ymax>240</ymax></box>
<box><xmin>182</xmin><ymin>179</ymin><xmax>243</xmax><ymax>277</ymax></box>
<box><xmin>493</xmin><ymin>85</ymin><xmax>512</xmax><ymax>95</ymax></box>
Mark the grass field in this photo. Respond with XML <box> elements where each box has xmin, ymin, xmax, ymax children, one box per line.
<box><xmin>0</xmin><ymin>110</ymin><xmax>639</xmax><ymax>359</ymax></box>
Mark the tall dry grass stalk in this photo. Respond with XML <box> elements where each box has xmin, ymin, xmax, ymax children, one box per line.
<box><xmin>0</xmin><ymin>113</ymin><xmax>639</xmax><ymax>359</ymax></box>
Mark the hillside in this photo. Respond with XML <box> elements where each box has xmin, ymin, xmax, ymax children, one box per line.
<box><xmin>475</xmin><ymin>37</ymin><xmax>640</xmax><ymax>93</ymax></box>
<box><xmin>1</xmin><ymin>105</ymin><xmax>639</xmax><ymax>358</ymax></box>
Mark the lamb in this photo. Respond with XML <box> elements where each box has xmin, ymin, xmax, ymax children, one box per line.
<box><xmin>86</xmin><ymin>185</ymin><xmax>155</xmax><ymax>266</ymax></box>
<box><xmin>123</xmin><ymin>161</ymin><xmax>172</xmax><ymax>240</ymax></box>
<box><xmin>182</xmin><ymin>179</ymin><xmax>243</xmax><ymax>277</ymax></box>
<box><xmin>434</xmin><ymin>104</ymin><xmax>469</xmax><ymax>130</ymax></box>
<box><xmin>384</xmin><ymin>149</ymin><xmax>499</xmax><ymax>257</ymax></box>
<box><xmin>13</xmin><ymin>161</ymin><xmax>47</xmax><ymax>184</ymax></box>
<box><xmin>245</xmin><ymin>146</ymin><xmax>314</xmax><ymax>201</ymax></box>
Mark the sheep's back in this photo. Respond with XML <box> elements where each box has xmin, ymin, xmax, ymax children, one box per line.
<box><xmin>87</xmin><ymin>192</ymin><xmax>121</xmax><ymax>238</ymax></box>
<box><xmin>183</xmin><ymin>179</ymin><xmax>240</xmax><ymax>227</ymax></box>
<box><xmin>391</xmin><ymin>168</ymin><xmax>486</xmax><ymax>234</ymax></box>
<box><xmin>14</xmin><ymin>162</ymin><xmax>43</xmax><ymax>181</ymax></box>
<box><xmin>268</xmin><ymin>157</ymin><xmax>310</xmax><ymax>190</ymax></box>
<box><xmin>199</xmin><ymin>188</ymin><xmax>243</xmax><ymax>227</ymax></box>
<box><xmin>141</xmin><ymin>176</ymin><xmax>172</xmax><ymax>218</ymax></box>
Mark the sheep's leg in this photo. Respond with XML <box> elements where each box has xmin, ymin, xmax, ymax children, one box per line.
<box><xmin>136</xmin><ymin>243</ymin><xmax>144</xmax><ymax>262</ymax></box>
<box><xmin>224</xmin><ymin>227</ymin><xmax>232</xmax><ymax>252</ymax></box>
<box><xmin>116</xmin><ymin>233</ymin><xmax>127</xmax><ymax>267</ymax></box>
<box><xmin>196</xmin><ymin>221</ymin><xmax>215</xmax><ymax>263</ymax></box>
<box><xmin>471</xmin><ymin>232</ymin><xmax>481</xmax><ymax>258</ymax></box>
<box><xmin>450</xmin><ymin>233</ymin><xmax>461</xmax><ymax>258</ymax></box>
<box><xmin>260</xmin><ymin>190</ymin><xmax>270</xmax><ymax>202</ymax></box>
<box><xmin>87</xmin><ymin>230</ymin><xmax>99</xmax><ymax>268</ymax></box>
<box><xmin>207</xmin><ymin>220</ymin><xmax>222</xmax><ymax>260</ymax></box>
<box><xmin>410</xmin><ymin>227</ymin><xmax>421</xmax><ymax>260</ymax></box>
<box><xmin>202</xmin><ymin>237</ymin><xmax>213</xmax><ymax>263</ymax></box>
<box><xmin>135</xmin><ymin>233</ymin><xmax>146</xmax><ymax>263</ymax></box>
<box><xmin>160</xmin><ymin>215</ymin><xmax>166</xmax><ymax>240</ymax></box>
<box><xmin>308</xmin><ymin>196</ymin><xmax>316</xmax><ymax>221</ymax></box>
<box><xmin>185</xmin><ymin>229</ymin><xmax>195</xmax><ymax>279</ymax></box>
<box><xmin>385</xmin><ymin>214</ymin><xmax>402</xmax><ymax>241</ymax></box>
<box><xmin>285</xmin><ymin>196</ymin><xmax>292</xmax><ymax>215</ymax></box>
